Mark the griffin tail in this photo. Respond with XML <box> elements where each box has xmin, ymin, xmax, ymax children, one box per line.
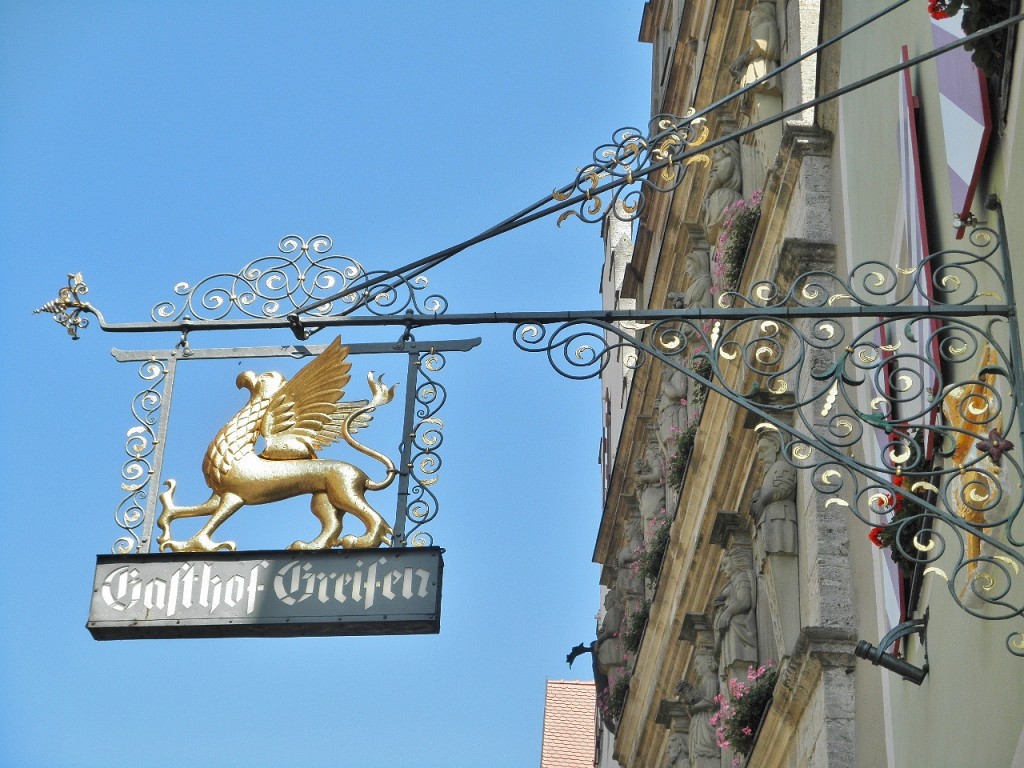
<box><xmin>343</xmin><ymin>372</ymin><xmax>399</xmax><ymax>491</ymax></box>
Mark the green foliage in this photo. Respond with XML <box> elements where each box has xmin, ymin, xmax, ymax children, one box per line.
<box><xmin>667</xmin><ymin>423</ymin><xmax>699</xmax><ymax>489</ymax></box>
<box><xmin>623</xmin><ymin>600</ymin><xmax>650</xmax><ymax>653</ymax></box>
<box><xmin>638</xmin><ymin>518</ymin><xmax>672</xmax><ymax>587</ymax></box>
<box><xmin>608</xmin><ymin>675</ymin><xmax>630</xmax><ymax>721</ymax></box>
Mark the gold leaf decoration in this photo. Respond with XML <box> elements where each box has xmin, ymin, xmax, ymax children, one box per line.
<box><xmin>557</xmin><ymin>210</ymin><xmax>579</xmax><ymax>227</ymax></box>
<box><xmin>994</xmin><ymin>555</ymin><xmax>1021</xmax><ymax>575</ymax></box>
<box><xmin>889</xmin><ymin>444</ymin><xmax>912</xmax><ymax>464</ymax></box>
<box><xmin>940</xmin><ymin>274</ymin><xmax>962</xmax><ymax>290</ymax></box>
<box><xmin>820</xmin><ymin>381</ymin><xmax>839</xmax><ymax>417</ymax></box>
<box><xmin>912</xmin><ymin>532</ymin><xmax>935</xmax><ymax>552</ymax></box>
<box><xmin>792</xmin><ymin>444</ymin><xmax>813</xmax><ymax>460</ymax></box>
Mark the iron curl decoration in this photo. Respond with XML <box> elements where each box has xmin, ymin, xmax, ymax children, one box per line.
<box><xmin>400</xmin><ymin>349</ymin><xmax>453</xmax><ymax>547</ymax></box>
<box><xmin>717</xmin><ymin>227</ymin><xmax>1003</xmax><ymax>312</ymax></box>
<box><xmin>113</xmin><ymin>358</ymin><xmax>168</xmax><ymax>554</ymax></box>
<box><xmin>519</xmin><ymin>219</ymin><xmax>1024</xmax><ymax>654</ymax></box>
<box><xmin>554</xmin><ymin>111</ymin><xmax>712</xmax><ymax>227</ymax></box>
<box><xmin>513</xmin><ymin>320</ymin><xmax>648</xmax><ymax>379</ymax></box>
<box><xmin>151</xmin><ymin>234</ymin><xmax>449</xmax><ymax>322</ymax></box>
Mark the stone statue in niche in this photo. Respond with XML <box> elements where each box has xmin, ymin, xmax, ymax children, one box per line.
<box><xmin>730</xmin><ymin>1</ymin><xmax>781</xmax><ymax>91</ymax></box>
<box><xmin>635</xmin><ymin>438</ymin><xmax>667</xmax><ymax>544</ymax></box>
<box><xmin>673</xmin><ymin>248</ymin><xmax>713</xmax><ymax>312</ymax></box>
<box><xmin>680</xmin><ymin>646</ymin><xmax>721</xmax><ymax>767</ymax></box>
<box><xmin>657</xmin><ymin>365</ymin><xmax>691</xmax><ymax>456</ymax></box>
<box><xmin>701</xmin><ymin>141</ymin><xmax>743</xmax><ymax>235</ymax></box>
<box><xmin>751</xmin><ymin>427</ymin><xmax>798</xmax><ymax>555</ymax></box>
<box><xmin>615</xmin><ymin>515</ymin><xmax>646</xmax><ymax>606</ymax></box>
<box><xmin>686</xmin><ymin>248</ymin><xmax>714</xmax><ymax>309</ymax></box>
<box><xmin>595</xmin><ymin>589</ymin><xmax>626</xmax><ymax>676</ymax></box>
<box><xmin>713</xmin><ymin>545</ymin><xmax>759</xmax><ymax>676</ymax></box>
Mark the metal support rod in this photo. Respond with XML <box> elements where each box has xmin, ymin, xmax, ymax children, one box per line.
<box><xmin>280</xmin><ymin>7</ymin><xmax>1020</xmax><ymax>322</ymax></box>
<box><xmin>393</xmin><ymin>349</ymin><xmax>423</xmax><ymax>547</ymax></box>
<box><xmin>81</xmin><ymin>301</ymin><xmax>1014</xmax><ymax>337</ymax></box>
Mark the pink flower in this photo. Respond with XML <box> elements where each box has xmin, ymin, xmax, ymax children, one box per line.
<box><xmin>741</xmin><ymin>726</ymin><xmax>753</xmax><ymax>736</ymax></box>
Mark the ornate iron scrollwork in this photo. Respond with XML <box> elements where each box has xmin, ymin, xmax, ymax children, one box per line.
<box><xmin>552</xmin><ymin>111</ymin><xmax>711</xmax><ymax>227</ymax></box>
<box><xmin>150</xmin><ymin>234</ymin><xmax>449</xmax><ymax>322</ymax></box>
<box><xmin>34</xmin><ymin>272</ymin><xmax>98</xmax><ymax>340</ymax></box>
<box><xmin>398</xmin><ymin>349</ymin><xmax>451</xmax><ymax>547</ymax></box>
<box><xmin>515</xmin><ymin>215</ymin><xmax>1024</xmax><ymax>655</ymax></box>
<box><xmin>113</xmin><ymin>358</ymin><xmax>171</xmax><ymax>554</ymax></box>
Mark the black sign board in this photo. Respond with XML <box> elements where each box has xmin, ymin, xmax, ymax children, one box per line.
<box><xmin>88</xmin><ymin>547</ymin><xmax>443</xmax><ymax>640</ymax></box>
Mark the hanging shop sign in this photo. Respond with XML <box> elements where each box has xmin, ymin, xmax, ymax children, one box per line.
<box><xmin>36</xmin><ymin>235</ymin><xmax>476</xmax><ymax>640</ymax></box>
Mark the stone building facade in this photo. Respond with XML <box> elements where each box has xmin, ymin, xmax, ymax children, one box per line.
<box><xmin>592</xmin><ymin>2</ymin><xmax>1024</xmax><ymax>767</ymax></box>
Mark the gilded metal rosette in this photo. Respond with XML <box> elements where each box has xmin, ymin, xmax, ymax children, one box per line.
<box><xmin>34</xmin><ymin>273</ymin><xmax>98</xmax><ymax>340</ymax></box>
<box><xmin>151</xmin><ymin>234</ymin><xmax>448</xmax><ymax>322</ymax></box>
<box><xmin>553</xmin><ymin>112</ymin><xmax>711</xmax><ymax>227</ymax></box>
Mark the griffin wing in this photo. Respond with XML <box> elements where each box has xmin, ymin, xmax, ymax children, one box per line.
<box><xmin>260</xmin><ymin>337</ymin><xmax>355</xmax><ymax>459</ymax></box>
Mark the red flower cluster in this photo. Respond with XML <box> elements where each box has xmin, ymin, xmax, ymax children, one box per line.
<box><xmin>927</xmin><ymin>0</ymin><xmax>967</xmax><ymax>20</ymax></box>
<box><xmin>868</xmin><ymin>475</ymin><xmax>905</xmax><ymax>548</ymax></box>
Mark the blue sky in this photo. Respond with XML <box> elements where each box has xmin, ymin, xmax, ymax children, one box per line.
<box><xmin>1</xmin><ymin>3</ymin><xmax>650</xmax><ymax>767</ymax></box>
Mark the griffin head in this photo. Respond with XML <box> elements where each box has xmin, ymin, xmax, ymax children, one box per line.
<box><xmin>236</xmin><ymin>370</ymin><xmax>285</xmax><ymax>396</ymax></box>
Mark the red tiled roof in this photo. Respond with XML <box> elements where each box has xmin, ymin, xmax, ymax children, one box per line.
<box><xmin>540</xmin><ymin>680</ymin><xmax>596</xmax><ymax>768</ymax></box>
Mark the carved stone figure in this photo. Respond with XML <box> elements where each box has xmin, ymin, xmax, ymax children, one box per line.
<box><xmin>157</xmin><ymin>337</ymin><xmax>397</xmax><ymax>552</ymax></box>
<box><xmin>664</xmin><ymin>731</ymin><xmax>689</xmax><ymax>768</ymax></box>
<box><xmin>596</xmin><ymin>589</ymin><xmax>626</xmax><ymax>675</ymax></box>
<box><xmin>751</xmin><ymin>428</ymin><xmax>798</xmax><ymax>554</ymax></box>
<box><xmin>713</xmin><ymin>545</ymin><xmax>759</xmax><ymax>675</ymax></box>
<box><xmin>701</xmin><ymin>141</ymin><xmax>743</xmax><ymax>234</ymax></box>
<box><xmin>615</xmin><ymin>515</ymin><xmax>646</xmax><ymax>605</ymax></box>
<box><xmin>684</xmin><ymin>647</ymin><xmax>721</xmax><ymax>767</ymax></box>
<box><xmin>730</xmin><ymin>2</ymin><xmax>781</xmax><ymax>90</ymax></box>
<box><xmin>687</xmin><ymin>249</ymin><xmax>714</xmax><ymax>308</ymax></box>
<box><xmin>657</xmin><ymin>366</ymin><xmax>692</xmax><ymax>455</ymax></box>
<box><xmin>635</xmin><ymin>440</ymin><xmax>667</xmax><ymax>543</ymax></box>
<box><xmin>680</xmin><ymin>248</ymin><xmax>713</xmax><ymax>311</ymax></box>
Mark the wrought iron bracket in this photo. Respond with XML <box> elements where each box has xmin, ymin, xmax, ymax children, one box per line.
<box><xmin>855</xmin><ymin>609</ymin><xmax>929</xmax><ymax>685</ymax></box>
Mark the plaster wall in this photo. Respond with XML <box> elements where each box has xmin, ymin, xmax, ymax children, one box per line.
<box><xmin>833</xmin><ymin>2</ymin><xmax>1024</xmax><ymax>766</ymax></box>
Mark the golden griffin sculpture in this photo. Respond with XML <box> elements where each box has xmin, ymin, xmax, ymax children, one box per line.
<box><xmin>157</xmin><ymin>337</ymin><xmax>398</xmax><ymax>552</ymax></box>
